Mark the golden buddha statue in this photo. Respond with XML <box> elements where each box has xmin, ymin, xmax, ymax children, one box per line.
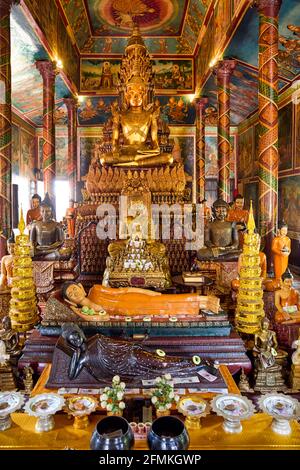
<box><xmin>100</xmin><ymin>26</ymin><xmax>173</xmax><ymax>168</ymax></box>
<box><xmin>0</xmin><ymin>233</ymin><xmax>15</xmax><ymax>292</ymax></box>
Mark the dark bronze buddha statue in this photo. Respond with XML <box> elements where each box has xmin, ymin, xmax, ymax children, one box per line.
<box><xmin>47</xmin><ymin>323</ymin><xmax>219</xmax><ymax>388</ymax></box>
<box><xmin>30</xmin><ymin>199</ymin><xmax>66</xmax><ymax>260</ymax></box>
<box><xmin>197</xmin><ymin>198</ymin><xmax>241</xmax><ymax>260</ymax></box>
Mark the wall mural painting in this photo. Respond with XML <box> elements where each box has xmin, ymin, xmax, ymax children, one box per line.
<box><xmin>196</xmin><ymin>12</ymin><xmax>215</xmax><ymax>90</ymax></box>
<box><xmin>244</xmin><ymin>181</ymin><xmax>259</xmax><ymax>226</ymax></box>
<box><xmin>80</xmin><ymin>136</ymin><xmax>102</xmax><ymax>180</ymax></box>
<box><xmin>205</xmin><ymin>135</ymin><xmax>235</xmax><ymax>180</ymax></box>
<box><xmin>55</xmin><ymin>136</ymin><xmax>69</xmax><ymax>178</ymax></box>
<box><xmin>296</xmin><ymin>99</ymin><xmax>300</xmax><ymax>168</ymax></box>
<box><xmin>171</xmin><ymin>135</ymin><xmax>195</xmax><ymax>200</ymax></box>
<box><xmin>153</xmin><ymin>59</ymin><xmax>194</xmax><ymax>92</ymax></box>
<box><xmin>77</xmin><ymin>97</ymin><xmax>117</xmax><ymax>126</ymax></box>
<box><xmin>237</xmin><ymin>127</ymin><xmax>254</xmax><ymax>180</ymax></box>
<box><xmin>80</xmin><ymin>58</ymin><xmax>121</xmax><ymax>93</ymax></box>
<box><xmin>279</xmin><ymin>176</ymin><xmax>300</xmax><ymax>236</ymax></box>
<box><xmin>158</xmin><ymin>96</ymin><xmax>196</xmax><ymax>125</ymax></box>
<box><xmin>38</xmin><ymin>137</ymin><xmax>44</xmax><ymax>171</ymax></box>
<box><xmin>12</xmin><ymin>125</ymin><xmax>20</xmax><ymax>177</ymax></box>
<box><xmin>20</xmin><ymin>129</ymin><xmax>35</xmax><ymax>179</ymax></box>
<box><xmin>278</xmin><ymin>103</ymin><xmax>293</xmax><ymax>172</ymax></box>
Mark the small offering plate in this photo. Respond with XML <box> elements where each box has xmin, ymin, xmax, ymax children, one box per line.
<box><xmin>65</xmin><ymin>396</ymin><xmax>98</xmax><ymax>429</ymax></box>
<box><xmin>258</xmin><ymin>393</ymin><xmax>300</xmax><ymax>436</ymax></box>
<box><xmin>178</xmin><ymin>395</ymin><xmax>210</xmax><ymax>429</ymax></box>
<box><xmin>0</xmin><ymin>392</ymin><xmax>24</xmax><ymax>431</ymax></box>
<box><xmin>24</xmin><ymin>393</ymin><xmax>65</xmax><ymax>432</ymax></box>
<box><xmin>211</xmin><ymin>394</ymin><xmax>255</xmax><ymax>434</ymax></box>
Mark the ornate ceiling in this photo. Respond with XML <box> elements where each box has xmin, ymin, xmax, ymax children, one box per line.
<box><xmin>58</xmin><ymin>0</ymin><xmax>209</xmax><ymax>55</ymax></box>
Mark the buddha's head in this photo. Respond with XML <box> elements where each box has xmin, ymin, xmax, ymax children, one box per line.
<box><xmin>2</xmin><ymin>315</ymin><xmax>12</xmax><ymax>331</ymax></box>
<box><xmin>234</xmin><ymin>194</ymin><xmax>244</xmax><ymax>210</ymax></box>
<box><xmin>261</xmin><ymin>317</ymin><xmax>270</xmax><ymax>332</ymax></box>
<box><xmin>62</xmin><ymin>323</ymin><xmax>86</xmax><ymax>348</ymax></box>
<box><xmin>278</xmin><ymin>221</ymin><xmax>288</xmax><ymax>237</ymax></box>
<box><xmin>212</xmin><ymin>199</ymin><xmax>229</xmax><ymax>221</ymax></box>
<box><xmin>31</xmin><ymin>194</ymin><xmax>41</xmax><ymax>210</ymax></box>
<box><xmin>40</xmin><ymin>203</ymin><xmax>53</xmax><ymax>223</ymax></box>
<box><xmin>281</xmin><ymin>268</ymin><xmax>293</xmax><ymax>289</ymax></box>
<box><xmin>125</xmin><ymin>76</ymin><xmax>146</xmax><ymax>108</ymax></box>
<box><xmin>62</xmin><ymin>281</ymin><xmax>87</xmax><ymax>305</ymax></box>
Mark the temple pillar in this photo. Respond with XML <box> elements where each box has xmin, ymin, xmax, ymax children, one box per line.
<box><xmin>215</xmin><ymin>59</ymin><xmax>236</xmax><ymax>202</ymax></box>
<box><xmin>0</xmin><ymin>1</ymin><xmax>16</xmax><ymax>258</ymax></box>
<box><xmin>36</xmin><ymin>60</ymin><xmax>56</xmax><ymax>204</ymax></box>
<box><xmin>257</xmin><ymin>0</ymin><xmax>282</xmax><ymax>266</ymax></box>
<box><xmin>195</xmin><ymin>97</ymin><xmax>208</xmax><ymax>203</ymax></box>
<box><xmin>64</xmin><ymin>97</ymin><xmax>78</xmax><ymax>201</ymax></box>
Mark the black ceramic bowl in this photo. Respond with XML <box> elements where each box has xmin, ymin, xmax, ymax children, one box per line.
<box><xmin>147</xmin><ymin>416</ymin><xmax>189</xmax><ymax>450</ymax></box>
<box><xmin>90</xmin><ymin>416</ymin><xmax>134</xmax><ymax>450</ymax></box>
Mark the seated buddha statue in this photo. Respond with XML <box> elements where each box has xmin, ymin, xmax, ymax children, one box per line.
<box><xmin>275</xmin><ymin>269</ymin><xmax>300</xmax><ymax>324</ymax></box>
<box><xmin>62</xmin><ymin>281</ymin><xmax>220</xmax><ymax>318</ymax></box>
<box><xmin>0</xmin><ymin>233</ymin><xmax>15</xmax><ymax>292</ymax></box>
<box><xmin>30</xmin><ymin>198</ymin><xmax>67</xmax><ymax>260</ymax></box>
<box><xmin>227</xmin><ymin>194</ymin><xmax>249</xmax><ymax>247</ymax></box>
<box><xmin>26</xmin><ymin>193</ymin><xmax>42</xmax><ymax>227</ymax></box>
<box><xmin>100</xmin><ymin>26</ymin><xmax>172</xmax><ymax>168</ymax></box>
<box><xmin>0</xmin><ymin>316</ymin><xmax>21</xmax><ymax>356</ymax></box>
<box><xmin>197</xmin><ymin>198</ymin><xmax>241</xmax><ymax>260</ymax></box>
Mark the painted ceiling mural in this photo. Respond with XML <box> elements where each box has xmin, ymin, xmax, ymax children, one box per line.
<box><xmin>59</xmin><ymin>0</ymin><xmax>209</xmax><ymax>55</ymax></box>
<box><xmin>11</xmin><ymin>5</ymin><xmax>71</xmax><ymax>127</ymax></box>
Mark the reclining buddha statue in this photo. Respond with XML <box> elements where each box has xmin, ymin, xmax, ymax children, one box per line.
<box><xmin>100</xmin><ymin>25</ymin><xmax>173</xmax><ymax>168</ymax></box>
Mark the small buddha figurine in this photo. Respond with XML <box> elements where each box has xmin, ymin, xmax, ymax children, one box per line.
<box><xmin>23</xmin><ymin>365</ymin><xmax>34</xmax><ymax>395</ymax></box>
<box><xmin>0</xmin><ymin>232</ymin><xmax>15</xmax><ymax>291</ymax></box>
<box><xmin>30</xmin><ymin>197</ymin><xmax>65</xmax><ymax>260</ymax></box>
<box><xmin>253</xmin><ymin>317</ymin><xmax>286</xmax><ymax>392</ymax></box>
<box><xmin>274</xmin><ymin>269</ymin><xmax>300</xmax><ymax>324</ymax></box>
<box><xmin>0</xmin><ymin>340</ymin><xmax>16</xmax><ymax>391</ymax></box>
<box><xmin>0</xmin><ymin>316</ymin><xmax>21</xmax><ymax>356</ymax></box>
<box><xmin>271</xmin><ymin>221</ymin><xmax>291</xmax><ymax>280</ymax></box>
<box><xmin>197</xmin><ymin>198</ymin><xmax>240</xmax><ymax>260</ymax></box>
<box><xmin>100</xmin><ymin>26</ymin><xmax>173</xmax><ymax>168</ymax></box>
<box><xmin>26</xmin><ymin>193</ymin><xmax>42</xmax><ymax>226</ymax></box>
<box><xmin>292</xmin><ymin>332</ymin><xmax>300</xmax><ymax>365</ymax></box>
<box><xmin>65</xmin><ymin>199</ymin><xmax>77</xmax><ymax>238</ymax></box>
<box><xmin>201</xmin><ymin>199</ymin><xmax>211</xmax><ymax>225</ymax></box>
<box><xmin>238</xmin><ymin>368</ymin><xmax>251</xmax><ymax>392</ymax></box>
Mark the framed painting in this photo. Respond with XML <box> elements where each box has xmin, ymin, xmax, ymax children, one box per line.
<box><xmin>153</xmin><ymin>59</ymin><xmax>194</xmax><ymax>93</ymax></box>
<box><xmin>80</xmin><ymin>58</ymin><xmax>121</xmax><ymax>93</ymax></box>
<box><xmin>278</xmin><ymin>103</ymin><xmax>293</xmax><ymax>171</ymax></box>
<box><xmin>237</xmin><ymin>126</ymin><xmax>254</xmax><ymax>180</ymax></box>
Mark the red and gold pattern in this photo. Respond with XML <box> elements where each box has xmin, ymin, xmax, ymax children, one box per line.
<box><xmin>64</xmin><ymin>97</ymin><xmax>78</xmax><ymax>201</ymax></box>
<box><xmin>215</xmin><ymin>59</ymin><xmax>236</xmax><ymax>203</ymax></box>
<box><xmin>36</xmin><ymin>60</ymin><xmax>57</xmax><ymax>201</ymax></box>
<box><xmin>257</xmin><ymin>0</ymin><xmax>282</xmax><ymax>261</ymax></box>
<box><xmin>0</xmin><ymin>1</ymin><xmax>18</xmax><ymax>258</ymax></box>
<box><xmin>195</xmin><ymin>97</ymin><xmax>208</xmax><ymax>203</ymax></box>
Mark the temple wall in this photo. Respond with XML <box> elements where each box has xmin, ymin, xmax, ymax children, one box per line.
<box><xmin>11</xmin><ymin>112</ymin><xmax>37</xmax><ymax>223</ymax></box>
<box><xmin>237</xmin><ymin>84</ymin><xmax>300</xmax><ymax>270</ymax></box>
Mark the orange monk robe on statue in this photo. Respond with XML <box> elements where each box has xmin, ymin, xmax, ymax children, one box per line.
<box><xmin>86</xmin><ymin>285</ymin><xmax>220</xmax><ymax>317</ymax></box>
<box><xmin>271</xmin><ymin>223</ymin><xmax>291</xmax><ymax>280</ymax></box>
<box><xmin>65</xmin><ymin>205</ymin><xmax>77</xmax><ymax>239</ymax></box>
<box><xmin>26</xmin><ymin>207</ymin><xmax>42</xmax><ymax>225</ymax></box>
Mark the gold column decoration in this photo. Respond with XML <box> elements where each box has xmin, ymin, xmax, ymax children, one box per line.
<box><xmin>235</xmin><ymin>202</ymin><xmax>265</xmax><ymax>334</ymax></box>
<box><xmin>9</xmin><ymin>209</ymin><xmax>38</xmax><ymax>332</ymax></box>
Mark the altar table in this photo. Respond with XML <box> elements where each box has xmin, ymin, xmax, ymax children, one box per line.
<box><xmin>0</xmin><ymin>412</ymin><xmax>299</xmax><ymax>450</ymax></box>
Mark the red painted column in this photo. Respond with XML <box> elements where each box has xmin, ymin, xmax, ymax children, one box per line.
<box><xmin>0</xmin><ymin>0</ymin><xmax>16</xmax><ymax>258</ymax></box>
<box><xmin>195</xmin><ymin>97</ymin><xmax>208</xmax><ymax>203</ymax></box>
<box><xmin>215</xmin><ymin>59</ymin><xmax>236</xmax><ymax>202</ymax></box>
<box><xmin>256</xmin><ymin>0</ymin><xmax>282</xmax><ymax>266</ymax></box>
<box><xmin>36</xmin><ymin>60</ymin><xmax>56</xmax><ymax>204</ymax></box>
<box><xmin>64</xmin><ymin>97</ymin><xmax>78</xmax><ymax>201</ymax></box>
